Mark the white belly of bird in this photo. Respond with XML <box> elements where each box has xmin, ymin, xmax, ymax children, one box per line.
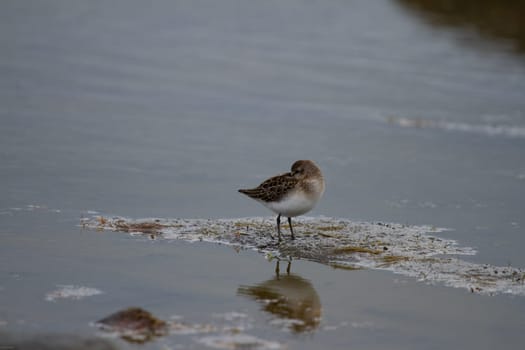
<box><xmin>263</xmin><ymin>191</ymin><xmax>317</xmax><ymax>217</ymax></box>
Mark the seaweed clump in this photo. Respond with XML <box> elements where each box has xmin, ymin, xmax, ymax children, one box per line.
<box><xmin>96</xmin><ymin>307</ymin><xmax>167</xmax><ymax>343</ymax></box>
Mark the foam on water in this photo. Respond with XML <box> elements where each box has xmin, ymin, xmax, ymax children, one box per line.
<box><xmin>387</xmin><ymin>116</ymin><xmax>525</xmax><ymax>138</ymax></box>
<box><xmin>197</xmin><ymin>334</ymin><xmax>282</xmax><ymax>350</ymax></box>
<box><xmin>45</xmin><ymin>285</ymin><xmax>103</xmax><ymax>302</ymax></box>
<box><xmin>82</xmin><ymin>215</ymin><xmax>525</xmax><ymax>296</ymax></box>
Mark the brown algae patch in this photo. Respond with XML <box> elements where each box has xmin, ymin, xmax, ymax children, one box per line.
<box><xmin>332</xmin><ymin>245</ymin><xmax>383</xmax><ymax>255</ymax></box>
<box><xmin>96</xmin><ymin>307</ymin><xmax>168</xmax><ymax>343</ymax></box>
<box><xmin>317</xmin><ymin>225</ymin><xmax>346</xmax><ymax>231</ymax></box>
<box><xmin>113</xmin><ymin>221</ymin><xmax>165</xmax><ymax>235</ymax></box>
<box><xmin>95</xmin><ymin>308</ymin><xmax>281</xmax><ymax>348</ymax></box>
<box><xmin>81</xmin><ymin>215</ymin><xmax>525</xmax><ymax>296</ymax></box>
<box><xmin>90</xmin><ymin>217</ymin><xmax>183</xmax><ymax>236</ymax></box>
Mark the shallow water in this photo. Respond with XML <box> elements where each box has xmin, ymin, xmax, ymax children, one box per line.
<box><xmin>1</xmin><ymin>0</ymin><xmax>525</xmax><ymax>349</ymax></box>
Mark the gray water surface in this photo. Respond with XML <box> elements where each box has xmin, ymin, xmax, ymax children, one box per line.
<box><xmin>1</xmin><ymin>1</ymin><xmax>525</xmax><ymax>349</ymax></box>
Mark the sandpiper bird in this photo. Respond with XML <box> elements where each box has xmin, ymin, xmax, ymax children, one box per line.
<box><xmin>238</xmin><ymin>160</ymin><xmax>325</xmax><ymax>241</ymax></box>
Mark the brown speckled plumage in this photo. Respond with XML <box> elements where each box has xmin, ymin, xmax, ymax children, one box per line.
<box><xmin>238</xmin><ymin>172</ymin><xmax>298</xmax><ymax>202</ymax></box>
<box><xmin>238</xmin><ymin>160</ymin><xmax>325</xmax><ymax>241</ymax></box>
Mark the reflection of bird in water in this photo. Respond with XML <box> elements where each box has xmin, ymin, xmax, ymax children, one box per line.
<box><xmin>237</xmin><ymin>260</ymin><xmax>322</xmax><ymax>333</ymax></box>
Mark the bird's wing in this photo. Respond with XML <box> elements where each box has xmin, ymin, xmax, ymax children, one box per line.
<box><xmin>239</xmin><ymin>173</ymin><xmax>298</xmax><ymax>202</ymax></box>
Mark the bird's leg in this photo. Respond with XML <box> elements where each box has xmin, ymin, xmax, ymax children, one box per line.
<box><xmin>286</xmin><ymin>260</ymin><xmax>291</xmax><ymax>275</ymax></box>
<box><xmin>275</xmin><ymin>260</ymin><xmax>280</xmax><ymax>279</ymax></box>
<box><xmin>288</xmin><ymin>217</ymin><xmax>295</xmax><ymax>240</ymax></box>
<box><xmin>276</xmin><ymin>214</ymin><xmax>282</xmax><ymax>242</ymax></box>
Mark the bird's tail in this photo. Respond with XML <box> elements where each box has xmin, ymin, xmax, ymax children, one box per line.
<box><xmin>238</xmin><ymin>188</ymin><xmax>257</xmax><ymax>198</ymax></box>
